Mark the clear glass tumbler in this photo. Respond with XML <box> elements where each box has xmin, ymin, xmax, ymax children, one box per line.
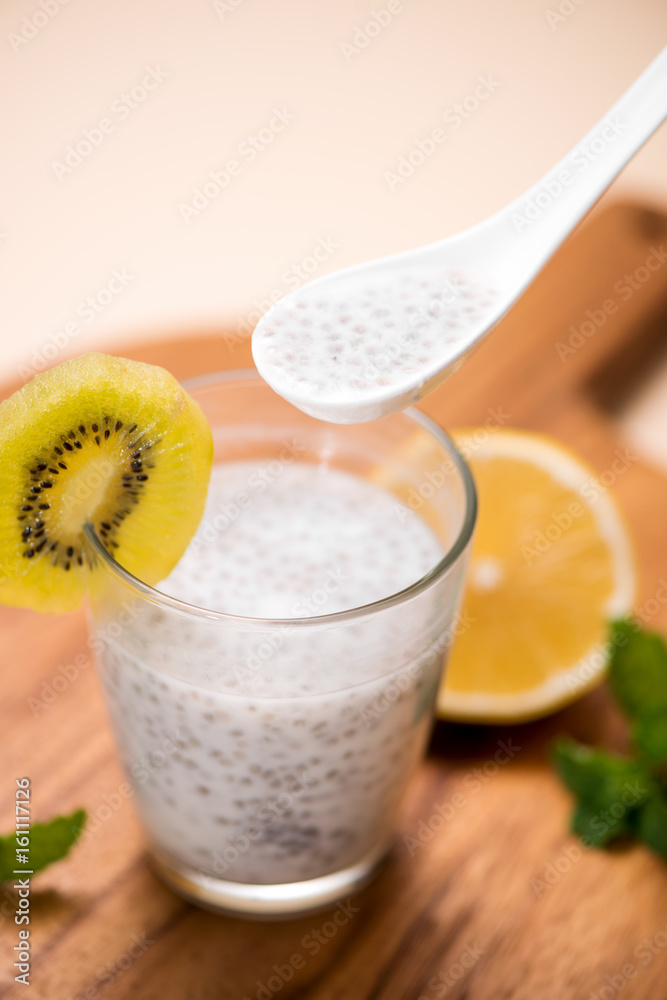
<box><xmin>87</xmin><ymin>371</ymin><xmax>476</xmax><ymax>917</ymax></box>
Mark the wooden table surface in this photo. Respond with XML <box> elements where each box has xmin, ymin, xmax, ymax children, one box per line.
<box><xmin>2</xmin><ymin>202</ymin><xmax>667</xmax><ymax>1000</ymax></box>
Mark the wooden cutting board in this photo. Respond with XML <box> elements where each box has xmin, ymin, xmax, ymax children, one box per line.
<box><xmin>1</xmin><ymin>201</ymin><xmax>667</xmax><ymax>1000</ymax></box>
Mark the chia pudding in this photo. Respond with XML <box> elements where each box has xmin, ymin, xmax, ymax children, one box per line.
<box><xmin>252</xmin><ymin>265</ymin><xmax>497</xmax><ymax>422</ymax></box>
<box><xmin>95</xmin><ymin>460</ymin><xmax>456</xmax><ymax>885</ymax></box>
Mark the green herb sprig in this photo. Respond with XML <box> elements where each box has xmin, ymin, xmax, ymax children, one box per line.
<box><xmin>0</xmin><ymin>809</ymin><xmax>86</xmax><ymax>883</ymax></box>
<box><xmin>555</xmin><ymin>620</ymin><xmax>667</xmax><ymax>858</ymax></box>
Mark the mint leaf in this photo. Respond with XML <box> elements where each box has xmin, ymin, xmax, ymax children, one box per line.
<box><xmin>0</xmin><ymin>809</ymin><xmax>86</xmax><ymax>883</ymax></box>
<box><xmin>553</xmin><ymin>740</ymin><xmax>652</xmax><ymax>846</ymax></box>
<box><xmin>609</xmin><ymin>620</ymin><xmax>667</xmax><ymax>721</ymax></box>
<box><xmin>608</xmin><ymin>621</ymin><xmax>667</xmax><ymax>767</ymax></box>
<box><xmin>554</xmin><ymin>621</ymin><xmax>667</xmax><ymax>862</ymax></box>
<box><xmin>554</xmin><ymin>740</ymin><xmax>647</xmax><ymax>798</ymax></box>
<box><xmin>633</xmin><ymin>711</ymin><xmax>667</xmax><ymax>766</ymax></box>
<box><xmin>570</xmin><ymin>801</ymin><xmax>627</xmax><ymax>848</ymax></box>
<box><xmin>637</xmin><ymin>791</ymin><xmax>667</xmax><ymax>858</ymax></box>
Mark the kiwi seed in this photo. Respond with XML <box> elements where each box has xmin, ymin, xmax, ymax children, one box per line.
<box><xmin>18</xmin><ymin>415</ymin><xmax>155</xmax><ymax>571</ymax></box>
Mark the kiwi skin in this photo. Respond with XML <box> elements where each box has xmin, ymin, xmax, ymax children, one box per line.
<box><xmin>0</xmin><ymin>354</ymin><xmax>213</xmax><ymax>614</ymax></box>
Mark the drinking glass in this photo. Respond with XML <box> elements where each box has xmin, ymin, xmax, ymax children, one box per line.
<box><xmin>87</xmin><ymin>371</ymin><xmax>476</xmax><ymax>917</ymax></box>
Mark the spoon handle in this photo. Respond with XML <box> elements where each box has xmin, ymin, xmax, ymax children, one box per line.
<box><xmin>497</xmin><ymin>46</ymin><xmax>667</xmax><ymax>282</ymax></box>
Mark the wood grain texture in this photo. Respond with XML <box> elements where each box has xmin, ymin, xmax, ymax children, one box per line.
<box><xmin>2</xmin><ymin>201</ymin><xmax>667</xmax><ymax>1000</ymax></box>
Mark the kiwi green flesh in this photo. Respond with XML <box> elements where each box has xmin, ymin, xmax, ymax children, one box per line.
<box><xmin>0</xmin><ymin>353</ymin><xmax>213</xmax><ymax>614</ymax></box>
<box><xmin>18</xmin><ymin>415</ymin><xmax>156</xmax><ymax>573</ymax></box>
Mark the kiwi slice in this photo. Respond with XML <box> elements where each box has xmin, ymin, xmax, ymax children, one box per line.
<box><xmin>0</xmin><ymin>353</ymin><xmax>213</xmax><ymax>613</ymax></box>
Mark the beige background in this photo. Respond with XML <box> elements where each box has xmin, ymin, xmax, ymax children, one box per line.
<box><xmin>0</xmin><ymin>0</ymin><xmax>666</xmax><ymax>382</ymax></box>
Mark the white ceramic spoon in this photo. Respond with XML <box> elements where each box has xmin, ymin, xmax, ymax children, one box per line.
<box><xmin>252</xmin><ymin>47</ymin><xmax>667</xmax><ymax>424</ymax></box>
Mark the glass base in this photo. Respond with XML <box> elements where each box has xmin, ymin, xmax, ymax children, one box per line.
<box><xmin>149</xmin><ymin>840</ymin><xmax>389</xmax><ymax>919</ymax></box>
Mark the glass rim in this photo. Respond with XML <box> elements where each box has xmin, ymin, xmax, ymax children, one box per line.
<box><xmin>84</xmin><ymin>369</ymin><xmax>477</xmax><ymax>628</ymax></box>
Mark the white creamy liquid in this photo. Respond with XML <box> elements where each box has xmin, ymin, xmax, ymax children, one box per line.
<box><xmin>97</xmin><ymin>461</ymin><xmax>450</xmax><ymax>884</ymax></box>
<box><xmin>252</xmin><ymin>264</ymin><xmax>497</xmax><ymax>422</ymax></box>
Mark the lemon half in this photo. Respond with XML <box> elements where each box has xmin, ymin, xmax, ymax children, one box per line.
<box><xmin>438</xmin><ymin>429</ymin><xmax>636</xmax><ymax>723</ymax></box>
